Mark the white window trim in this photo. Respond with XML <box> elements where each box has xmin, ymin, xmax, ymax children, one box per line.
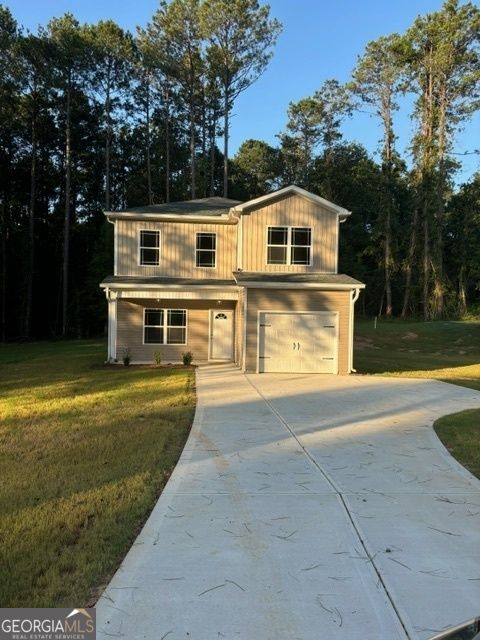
<box><xmin>266</xmin><ymin>225</ymin><xmax>313</xmax><ymax>266</ymax></box>
<box><xmin>143</xmin><ymin>308</ymin><xmax>188</xmax><ymax>345</ymax></box>
<box><xmin>195</xmin><ymin>231</ymin><xmax>217</xmax><ymax>269</ymax></box>
<box><xmin>138</xmin><ymin>229</ymin><xmax>161</xmax><ymax>267</ymax></box>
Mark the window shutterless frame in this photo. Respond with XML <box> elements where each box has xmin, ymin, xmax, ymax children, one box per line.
<box><xmin>195</xmin><ymin>232</ymin><xmax>217</xmax><ymax>268</ymax></box>
<box><xmin>266</xmin><ymin>225</ymin><xmax>312</xmax><ymax>266</ymax></box>
<box><xmin>138</xmin><ymin>229</ymin><xmax>160</xmax><ymax>266</ymax></box>
<box><xmin>143</xmin><ymin>308</ymin><xmax>188</xmax><ymax>345</ymax></box>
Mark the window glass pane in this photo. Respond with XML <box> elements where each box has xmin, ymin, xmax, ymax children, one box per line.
<box><xmin>291</xmin><ymin>246</ymin><xmax>311</xmax><ymax>265</ymax></box>
<box><xmin>141</xmin><ymin>248</ymin><xmax>159</xmax><ymax>265</ymax></box>
<box><xmin>145</xmin><ymin>309</ymin><xmax>163</xmax><ymax>326</ymax></box>
<box><xmin>168</xmin><ymin>309</ymin><xmax>186</xmax><ymax>327</ymax></box>
<box><xmin>292</xmin><ymin>228</ymin><xmax>311</xmax><ymax>246</ymax></box>
<box><xmin>140</xmin><ymin>230</ymin><xmax>159</xmax><ymax>248</ymax></box>
<box><xmin>196</xmin><ymin>251</ymin><xmax>215</xmax><ymax>267</ymax></box>
<box><xmin>268</xmin><ymin>227</ymin><xmax>288</xmax><ymax>245</ymax></box>
<box><xmin>167</xmin><ymin>327</ymin><xmax>186</xmax><ymax>344</ymax></box>
<box><xmin>267</xmin><ymin>245</ymin><xmax>287</xmax><ymax>264</ymax></box>
<box><xmin>196</xmin><ymin>233</ymin><xmax>216</xmax><ymax>250</ymax></box>
<box><xmin>144</xmin><ymin>326</ymin><xmax>163</xmax><ymax>343</ymax></box>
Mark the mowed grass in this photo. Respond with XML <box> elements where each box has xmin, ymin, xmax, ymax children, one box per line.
<box><xmin>0</xmin><ymin>340</ymin><xmax>195</xmax><ymax>607</ymax></box>
<box><xmin>355</xmin><ymin>319</ymin><xmax>480</xmax><ymax>479</ymax></box>
<box><xmin>355</xmin><ymin>319</ymin><xmax>480</xmax><ymax>392</ymax></box>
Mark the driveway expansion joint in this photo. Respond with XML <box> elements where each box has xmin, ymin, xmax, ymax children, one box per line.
<box><xmin>245</xmin><ymin>373</ymin><xmax>413</xmax><ymax>640</ymax></box>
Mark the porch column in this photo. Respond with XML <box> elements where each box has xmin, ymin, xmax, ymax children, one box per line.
<box><xmin>107</xmin><ymin>291</ymin><xmax>117</xmax><ymax>362</ymax></box>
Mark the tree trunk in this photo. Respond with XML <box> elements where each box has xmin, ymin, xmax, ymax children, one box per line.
<box><xmin>164</xmin><ymin>84</ymin><xmax>170</xmax><ymax>203</ymax></box>
<box><xmin>431</xmin><ymin>83</ymin><xmax>448</xmax><ymax>320</ymax></box>
<box><xmin>210</xmin><ymin>105</ymin><xmax>216</xmax><ymax>196</ymax></box>
<box><xmin>223</xmin><ymin>86</ymin><xmax>229</xmax><ymax>198</ymax></box>
<box><xmin>62</xmin><ymin>76</ymin><xmax>72</xmax><ymax>337</ymax></box>
<box><xmin>458</xmin><ymin>265</ymin><xmax>467</xmax><ymax>316</ymax></box>
<box><xmin>401</xmin><ymin>205</ymin><xmax>418</xmax><ymax>318</ymax></box>
<box><xmin>422</xmin><ymin>212</ymin><xmax>429</xmax><ymax>321</ymax></box>
<box><xmin>190</xmin><ymin>97</ymin><xmax>196</xmax><ymax>199</ymax></box>
<box><xmin>105</xmin><ymin>68</ymin><xmax>111</xmax><ymax>211</ymax></box>
<box><xmin>25</xmin><ymin>95</ymin><xmax>37</xmax><ymax>338</ymax></box>
<box><xmin>384</xmin><ymin>207</ymin><xmax>392</xmax><ymax>317</ymax></box>
<box><xmin>145</xmin><ymin>76</ymin><xmax>153</xmax><ymax>205</ymax></box>
<box><xmin>1</xmin><ymin>200</ymin><xmax>6</xmax><ymax>342</ymax></box>
<box><xmin>201</xmin><ymin>86</ymin><xmax>207</xmax><ymax>198</ymax></box>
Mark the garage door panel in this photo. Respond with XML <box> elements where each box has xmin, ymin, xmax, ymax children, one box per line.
<box><xmin>259</xmin><ymin>312</ymin><xmax>338</xmax><ymax>374</ymax></box>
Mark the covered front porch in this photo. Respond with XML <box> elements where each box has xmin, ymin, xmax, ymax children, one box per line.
<box><xmin>100</xmin><ymin>276</ymin><xmax>240</xmax><ymax>365</ymax></box>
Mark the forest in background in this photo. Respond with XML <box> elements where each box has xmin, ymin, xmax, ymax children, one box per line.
<box><xmin>0</xmin><ymin>0</ymin><xmax>479</xmax><ymax>340</ymax></box>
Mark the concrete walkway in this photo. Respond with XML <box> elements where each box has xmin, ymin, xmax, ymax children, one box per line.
<box><xmin>97</xmin><ymin>366</ymin><xmax>480</xmax><ymax>640</ymax></box>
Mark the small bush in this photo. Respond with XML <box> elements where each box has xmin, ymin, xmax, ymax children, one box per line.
<box><xmin>182</xmin><ymin>351</ymin><xmax>193</xmax><ymax>366</ymax></box>
<box><xmin>154</xmin><ymin>351</ymin><xmax>162</xmax><ymax>366</ymax></box>
<box><xmin>122</xmin><ymin>348</ymin><xmax>131</xmax><ymax>366</ymax></box>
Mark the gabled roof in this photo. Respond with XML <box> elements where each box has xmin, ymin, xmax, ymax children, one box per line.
<box><xmin>105</xmin><ymin>197</ymin><xmax>241</xmax><ymax>222</ymax></box>
<box><xmin>231</xmin><ymin>185</ymin><xmax>351</xmax><ymax>220</ymax></box>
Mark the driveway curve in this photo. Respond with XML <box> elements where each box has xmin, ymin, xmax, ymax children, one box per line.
<box><xmin>97</xmin><ymin>365</ymin><xmax>480</xmax><ymax>640</ymax></box>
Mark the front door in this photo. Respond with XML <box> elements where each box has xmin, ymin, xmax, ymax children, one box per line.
<box><xmin>210</xmin><ymin>309</ymin><xmax>234</xmax><ymax>360</ymax></box>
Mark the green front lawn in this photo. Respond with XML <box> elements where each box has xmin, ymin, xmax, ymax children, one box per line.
<box><xmin>355</xmin><ymin>319</ymin><xmax>480</xmax><ymax>391</ymax></box>
<box><xmin>434</xmin><ymin>409</ymin><xmax>480</xmax><ymax>480</ymax></box>
<box><xmin>0</xmin><ymin>340</ymin><xmax>195</xmax><ymax>607</ymax></box>
<box><xmin>355</xmin><ymin>319</ymin><xmax>480</xmax><ymax>480</ymax></box>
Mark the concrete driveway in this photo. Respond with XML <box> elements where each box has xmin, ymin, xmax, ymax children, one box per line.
<box><xmin>97</xmin><ymin>366</ymin><xmax>480</xmax><ymax>640</ymax></box>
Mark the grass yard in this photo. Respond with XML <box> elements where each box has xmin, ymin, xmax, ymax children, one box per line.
<box><xmin>355</xmin><ymin>318</ymin><xmax>480</xmax><ymax>392</ymax></box>
<box><xmin>0</xmin><ymin>340</ymin><xmax>195</xmax><ymax>607</ymax></box>
<box><xmin>355</xmin><ymin>319</ymin><xmax>480</xmax><ymax>479</ymax></box>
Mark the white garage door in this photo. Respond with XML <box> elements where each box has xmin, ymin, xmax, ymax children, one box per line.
<box><xmin>259</xmin><ymin>312</ymin><xmax>338</xmax><ymax>373</ymax></box>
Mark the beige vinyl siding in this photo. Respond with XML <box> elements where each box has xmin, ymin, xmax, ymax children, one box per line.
<box><xmin>116</xmin><ymin>220</ymin><xmax>237</xmax><ymax>278</ymax></box>
<box><xmin>241</xmin><ymin>194</ymin><xmax>338</xmax><ymax>273</ymax></box>
<box><xmin>244</xmin><ymin>288</ymin><xmax>351</xmax><ymax>374</ymax></box>
<box><xmin>116</xmin><ymin>299</ymin><xmax>235</xmax><ymax>363</ymax></box>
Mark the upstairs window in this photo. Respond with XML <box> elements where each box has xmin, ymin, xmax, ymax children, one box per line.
<box><xmin>196</xmin><ymin>232</ymin><xmax>216</xmax><ymax>268</ymax></box>
<box><xmin>139</xmin><ymin>230</ymin><xmax>160</xmax><ymax>266</ymax></box>
<box><xmin>267</xmin><ymin>226</ymin><xmax>312</xmax><ymax>265</ymax></box>
<box><xmin>144</xmin><ymin>308</ymin><xmax>187</xmax><ymax>345</ymax></box>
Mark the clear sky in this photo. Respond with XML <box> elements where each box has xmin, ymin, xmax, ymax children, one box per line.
<box><xmin>7</xmin><ymin>0</ymin><xmax>480</xmax><ymax>183</ymax></box>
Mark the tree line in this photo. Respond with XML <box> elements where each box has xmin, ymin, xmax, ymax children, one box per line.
<box><xmin>0</xmin><ymin>0</ymin><xmax>479</xmax><ymax>341</ymax></box>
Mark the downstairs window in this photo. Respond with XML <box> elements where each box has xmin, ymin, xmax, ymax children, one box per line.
<box><xmin>144</xmin><ymin>308</ymin><xmax>187</xmax><ymax>345</ymax></box>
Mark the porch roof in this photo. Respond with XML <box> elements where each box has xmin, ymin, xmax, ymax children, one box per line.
<box><xmin>233</xmin><ymin>272</ymin><xmax>365</xmax><ymax>289</ymax></box>
<box><xmin>100</xmin><ymin>275</ymin><xmax>237</xmax><ymax>289</ymax></box>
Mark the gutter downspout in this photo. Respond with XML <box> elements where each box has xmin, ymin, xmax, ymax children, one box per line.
<box><xmin>349</xmin><ymin>288</ymin><xmax>361</xmax><ymax>373</ymax></box>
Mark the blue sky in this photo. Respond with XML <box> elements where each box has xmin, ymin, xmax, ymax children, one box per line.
<box><xmin>7</xmin><ymin>0</ymin><xmax>480</xmax><ymax>183</ymax></box>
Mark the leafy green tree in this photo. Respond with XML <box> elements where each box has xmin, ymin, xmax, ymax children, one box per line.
<box><xmin>201</xmin><ymin>0</ymin><xmax>281</xmax><ymax>196</ymax></box>
<box><xmin>47</xmin><ymin>14</ymin><xmax>90</xmax><ymax>335</ymax></box>
<box><xmin>445</xmin><ymin>173</ymin><xmax>480</xmax><ymax>315</ymax></box>
<box><xmin>351</xmin><ymin>34</ymin><xmax>405</xmax><ymax>316</ymax></box>
<box><xmin>402</xmin><ymin>0</ymin><xmax>480</xmax><ymax>318</ymax></box>
<box><xmin>0</xmin><ymin>5</ymin><xmax>21</xmax><ymax>340</ymax></box>
<box><xmin>231</xmin><ymin>138</ymin><xmax>280</xmax><ymax>198</ymax></box>
<box><xmin>278</xmin><ymin>97</ymin><xmax>322</xmax><ymax>187</ymax></box>
<box><xmin>86</xmin><ymin>21</ymin><xmax>133</xmax><ymax>210</ymax></box>
<box><xmin>146</xmin><ymin>0</ymin><xmax>204</xmax><ymax>199</ymax></box>
<box><xmin>17</xmin><ymin>32</ymin><xmax>50</xmax><ymax>336</ymax></box>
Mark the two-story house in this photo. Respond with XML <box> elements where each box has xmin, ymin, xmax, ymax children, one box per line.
<box><xmin>100</xmin><ymin>185</ymin><xmax>365</xmax><ymax>373</ymax></box>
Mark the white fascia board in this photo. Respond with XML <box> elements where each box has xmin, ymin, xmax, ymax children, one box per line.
<box><xmin>230</xmin><ymin>185</ymin><xmax>352</xmax><ymax>219</ymax></box>
<box><xmin>114</xmin><ymin>289</ymin><xmax>239</xmax><ymax>300</ymax></box>
<box><xmin>236</xmin><ymin>282</ymin><xmax>365</xmax><ymax>290</ymax></box>
<box><xmin>105</xmin><ymin>211</ymin><xmax>237</xmax><ymax>224</ymax></box>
